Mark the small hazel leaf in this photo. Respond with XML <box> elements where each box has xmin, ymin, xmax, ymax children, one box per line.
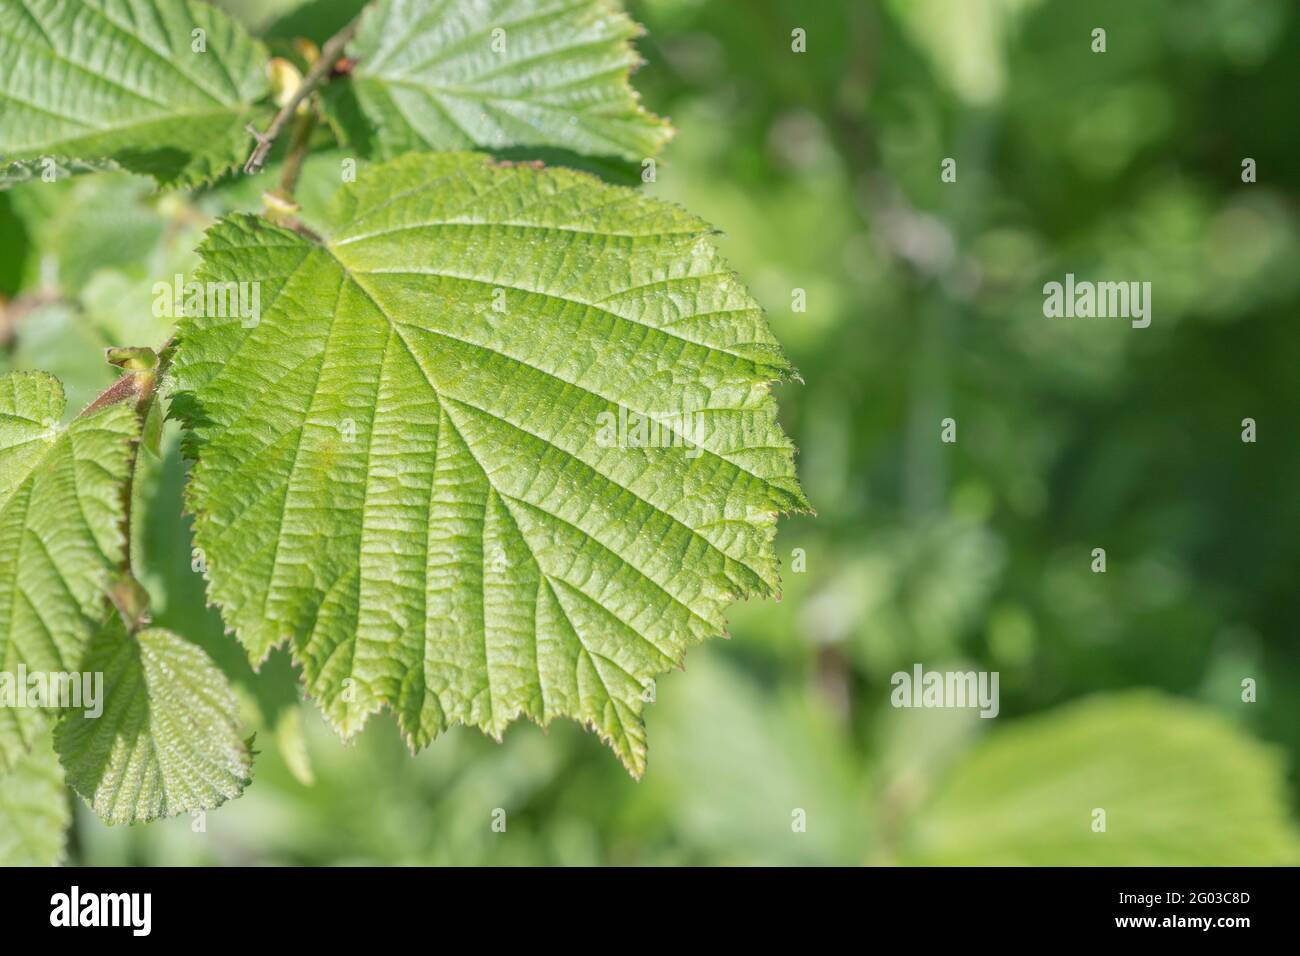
<box><xmin>326</xmin><ymin>0</ymin><xmax>673</xmax><ymax>163</ymax></box>
<box><xmin>106</xmin><ymin>347</ymin><xmax>158</xmax><ymax>371</ymax></box>
<box><xmin>54</xmin><ymin>619</ymin><xmax>252</xmax><ymax>825</ymax></box>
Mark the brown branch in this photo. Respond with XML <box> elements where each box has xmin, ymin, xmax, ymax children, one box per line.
<box><xmin>243</xmin><ymin>16</ymin><xmax>362</xmax><ymax>176</ymax></box>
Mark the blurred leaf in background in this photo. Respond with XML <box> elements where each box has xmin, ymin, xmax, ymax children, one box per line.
<box><xmin>1</xmin><ymin>0</ymin><xmax>1296</xmax><ymax>866</ymax></box>
<box><xmin>902</xmin><ymin>694</ymin><xmax>1300</xmax><ymax>865</ymax></box>
<box><xmin>0</xmin><ymin>725</ymin><xmax>67</xmax><ymax>866</ymax></box>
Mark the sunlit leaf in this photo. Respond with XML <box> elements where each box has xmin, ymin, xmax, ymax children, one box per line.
<box><xmin>172</xmin><ymin>150</ymin><xmax>806</xmax><ymax>775</ymax></box>
<box><xmin>0</xmin><ymin>371</ymin><xmax>136</xmax><ymax>772</ymax></box>
<box><xmin>328</xmin><ymin>0</ymin><xmax>671</xmax><ymax>163</ymax></box>
<box><xmin>0</xmin><ymin>0</ymin><xmax>271</xmax><ymax>188</ymax></box>
<box><xmin>54</xmin><ymin>619</ymin><xmax>252</xmax><ymax>825</ymax></box>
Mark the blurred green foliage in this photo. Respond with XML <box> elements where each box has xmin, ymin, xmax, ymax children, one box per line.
<box><xmin>2</xmin><ymin>0</ymin><xmax>1296</xmax><ymax>865</ymax></box>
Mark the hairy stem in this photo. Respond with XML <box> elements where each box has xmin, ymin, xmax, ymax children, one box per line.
<box><xmin>243</xmin><ymin>15</ymin><xmax>362</xmax><ymax>176</ymax></box>
<box><xmin>81</xmin><ymin>337</ymin><xmax>175</xmax><ymax>580</ymax></box>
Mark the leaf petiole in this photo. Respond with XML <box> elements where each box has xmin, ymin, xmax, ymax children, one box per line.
<box><xmin>243</xmin><ymin>14</ymin><xmax>363</xmax><ymax>177</ymax></box>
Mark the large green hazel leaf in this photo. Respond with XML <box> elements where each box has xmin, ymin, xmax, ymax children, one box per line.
<box><xmin>0</xmin><ymin>372</ymin><xmax>137</xmax><ymax>773</ymax></box>
<box><xmin>171</xmin><ymin>150</ymin><xmax>808</xmax><ymax>776</ymax></box>
<box><xmin>330</xmin><ymin>0</ymin><xmax>672</xmax><ymax>163</ymax></box>
<box><xmin>903</xmin><ymin>693</ymin><xmax>1300</xmax><ymax>866</ymax></box>
<box><xmin>0</xmin><ymin>0</ymin><xmax>271</xmax><ymax>189</ymax></box>
<box><xmin>54</xmin><ymin>620</ymin><xmax>252</xmax><ymax>825</ymax></box>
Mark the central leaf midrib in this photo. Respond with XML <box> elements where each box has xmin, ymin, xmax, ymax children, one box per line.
<box><xmin>327</xmin><ymin>245</ymin><xmax>761</xmax><ymax>583</ymax></box>
<box><xmin>327</xmin><ymin>244</ymin><xmax>776</xmax><ymax>448</ymax></box>
<box><xmin>295</xmin><ymin>257</ymin><xmax>735</xmax><ymax>724</ymax></box>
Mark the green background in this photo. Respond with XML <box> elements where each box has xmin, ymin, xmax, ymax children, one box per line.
<box><xmin>2</xmin><ymin>0</ymin><xmax>1297</xmax><ymax>865</ymax></box>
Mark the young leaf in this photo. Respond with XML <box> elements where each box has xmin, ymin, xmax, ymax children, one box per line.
<box><xmin>0</xmin><ymin>722</ymin><xmax>68</xmax><ymax>865</ymax></box>
<box><xmin>172</xmin><ymin>151</ymin><xmax>808</xmax><ymax>775</ymax></box>
<box><xmin>902</xmin><ymin>693</ymin><xmax>1300</xmax><ymax>866</ymax></box>
<box><xmin>54</xmin><ymin>620</ymin><xmax>252</xmax><ymax>825</ymax></box>
<box><xmin>0</xmin><ymin>0</ymin><xmax>271</xmax><ymax>189</ymax></box>
<box><xmin>0</xmin><ymin>372</ymin><xmax>137</xmax><ymax>772</ymax></box>
<box><xmin>327</xmin><ymin>0</ymin><xmax>672</xmax><ymax>163</ymax></box>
